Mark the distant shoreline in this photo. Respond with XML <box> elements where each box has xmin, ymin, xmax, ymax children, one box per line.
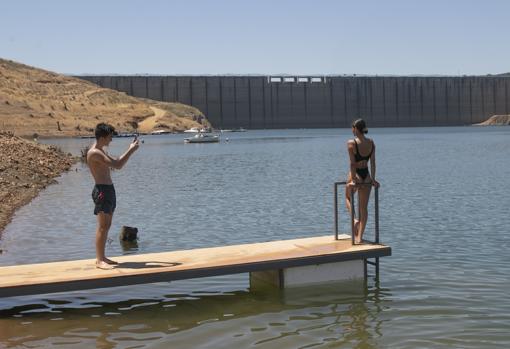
<box><xmin>17</xmin><ymin>122</ymin><xmax>510</xmax><ymax>140</ymax></box>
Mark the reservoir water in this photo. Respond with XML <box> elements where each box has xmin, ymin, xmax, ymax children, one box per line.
<box><xmin>0</xmin><ymin>127</ymin><xmax>509</xmax><ymax>348</ymax></box>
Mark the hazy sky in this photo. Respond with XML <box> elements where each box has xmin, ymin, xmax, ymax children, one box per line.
<box><xmin>1</xmin><ymin>0</ymin><xmax>509</xmax><ymax>76</ymax></box>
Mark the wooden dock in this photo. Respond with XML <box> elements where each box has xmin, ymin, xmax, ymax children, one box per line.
<box><xmin>0</xmin><ymin>235</ymin><xmax>391</xmax><ymax>298</ymax></box>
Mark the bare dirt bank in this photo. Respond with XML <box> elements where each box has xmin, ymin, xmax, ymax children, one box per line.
<box><xmin>475</xmin><ymin>115</ymin><xmax>510</xmax><ymax>126</ymax></box>
<box><xmin>0</xmin><ymin>58</ymin><xmax>209</xmax><ymax>137</ymax></box>
<box><xmin>0</xmin><ymin>132</ymin><xmax>75</xmax><ymax>233</ymax></box>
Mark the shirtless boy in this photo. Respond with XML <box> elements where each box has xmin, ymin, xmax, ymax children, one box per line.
<box><xmin>87</xmin><ymin>123</ymin><xmax>139</xmax><ymax>269</ymax></box>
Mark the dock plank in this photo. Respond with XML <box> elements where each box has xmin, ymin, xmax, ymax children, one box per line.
<box><xmin>0</xmin><ymin>235</ymin><xmax>391</xmax><ymax>298</ymax></box>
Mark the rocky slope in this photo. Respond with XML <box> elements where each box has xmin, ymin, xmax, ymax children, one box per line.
<box><xmin>0</xmin><ymin>132</ymin><xmax>75</xmax><ymax>233</ymax></box>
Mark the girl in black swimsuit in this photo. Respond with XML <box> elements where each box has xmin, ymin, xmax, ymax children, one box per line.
<box><xmin>345</xmin><ymin>119</ymin><xmax>380</xmax><ymax>244</ymax></box>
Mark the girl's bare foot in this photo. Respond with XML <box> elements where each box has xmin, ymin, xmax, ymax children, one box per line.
<box><xmin>96</xmin><ymin>260</ymin><xmax>115</xmax><ymax>270</ymax></box>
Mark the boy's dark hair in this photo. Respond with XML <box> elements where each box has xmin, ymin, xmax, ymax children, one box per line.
<box><xmin>95</xmin><ymin>123</ymin><xmax>116</xmax><ymax>140</ymax></box>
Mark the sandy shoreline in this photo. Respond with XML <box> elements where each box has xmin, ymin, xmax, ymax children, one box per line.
<box><xmin>0</xmin><ymin>132</ymin><xmax>75</xmax><ymax>234</ymax></box>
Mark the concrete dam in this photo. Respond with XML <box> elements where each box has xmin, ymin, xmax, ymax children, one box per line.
<box><xmin>79</xmin><ymin>75</ymin><xmax>510</xmax><ymax>129</ymax></box>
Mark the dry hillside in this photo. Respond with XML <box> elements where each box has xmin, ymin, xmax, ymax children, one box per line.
<box><xmin>0</xmin><ymin>58</ymin><xmax>209</xmax><ymax>137</ymax></box>
<box><xmin>476</xmin><ymin>114</ymin><xmax>510</xmax><ymax>126</ymax></box>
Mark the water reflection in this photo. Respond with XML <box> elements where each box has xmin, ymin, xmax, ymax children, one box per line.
<box><xmin>0</xmin><ymin>280</ymin><xmax>388</xmax><ymax>349</ymax></box>
<box><xmin>120</xmin><ymin>239</ymin><xmax>139</xmax><ymax>253</ymax></box>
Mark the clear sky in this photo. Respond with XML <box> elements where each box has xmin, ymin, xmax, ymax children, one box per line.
<box><xmin>0</xmin><ymin>0</ymin><xmax>509</xmax><ymax>76</ymax></box>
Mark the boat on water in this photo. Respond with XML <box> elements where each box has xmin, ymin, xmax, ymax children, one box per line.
<box><xmin>184</xmin><ymin>133</ymin><xmax>220</xmax><ymax>143</ymax></box>
<box><xmin>183</xmin><ymin>127</ymin><xmax>200</xmax><ymax>133</ymax></box>
<box><xmin>220</xmin><ymin>127</ymin><xmax>246</xmax><ymax>133</ymax></box>
<box><xmin>150</xmin><ymin>129</ymin><xmax>171</xmax><ymax>135</ymax></box>
<box><xmin>184</xmin><ymin>127</ymin><xmax>212</xmax><ymax>133</ymax></box>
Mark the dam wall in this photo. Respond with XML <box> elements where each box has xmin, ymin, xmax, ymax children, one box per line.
<box><xmin>79</xmin><ymin>75</ymin><xmax>510</xmax><ymax>128</ymax></box>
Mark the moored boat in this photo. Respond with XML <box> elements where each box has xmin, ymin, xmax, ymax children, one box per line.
<box><xmin>184</xmin><ymin>133</ymin><xmax>220</xmax><ymax>143</ymax></box>
<box><xmin>184</xmin><ymin>127</ymin><xmax>200</xmax><ymax>133</ymax></box>
<box><xmin>184</xmin><ymin>127</ymin><xmax>212</xmax><ymax>133</ymax></box>
<box><xmin>151</xmin><ymin>129</ymin><xmax>171</xmax><ymax>135</ymax></box>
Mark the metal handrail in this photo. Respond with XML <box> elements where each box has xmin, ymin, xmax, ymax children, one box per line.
<box><xmin>334</xmin><ymin>181</ymin><xmax>380</xmax><ymax>245</ymax></box>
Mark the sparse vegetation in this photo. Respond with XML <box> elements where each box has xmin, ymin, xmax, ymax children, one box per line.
<box><xmin>0</xmin><ymin>58</ymin><xmax>209</xmax><ymax>137</ymax></box>
<box><xmin>126</xmin><ymin>120</ymin><xmax>138</xmax><ymax>130</ymax></box>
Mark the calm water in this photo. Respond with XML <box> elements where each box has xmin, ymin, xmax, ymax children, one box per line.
<box><xmin>0</xmin><ymin>127</ymin><xmax>509</xmax><ymax>349</ymax></box>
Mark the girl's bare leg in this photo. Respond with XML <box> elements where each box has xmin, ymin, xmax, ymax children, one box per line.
<box><xmin>345</xmin><ymin>183</ymin><xmax>360</xmax><ymax>238</ymax></box>
<box><xmin>356</xmin><ymin>184</ymin><xmax>372</xmax><ymax>243</ymax></box>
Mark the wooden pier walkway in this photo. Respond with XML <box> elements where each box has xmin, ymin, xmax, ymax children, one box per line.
<box><xmin>0</xmin><ymin>235</ymin><xmax>391</xmax><ymax>298</ymax></box>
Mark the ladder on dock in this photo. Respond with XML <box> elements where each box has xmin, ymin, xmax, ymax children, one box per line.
<box><xmin>334</xmin><ymin>181</ymin><xmax>381</xmax><ymax>281</ymax></box>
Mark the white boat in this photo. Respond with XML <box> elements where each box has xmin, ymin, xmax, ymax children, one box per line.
<box><xmin>184</xmin><ymin>127</ymin><xmax>212</xmax><ymax>133</ymax></box>
<box><xmin>184</xmin><ymin>133</ymin><xmax>220</xmax><ymax>143</ymax></box>
<box><xmin>151</xmin><ymin>129</ymin><xmax>171</xmax><ymax>135</ymax></box>
<box><xmin>184</xmin><ymin>127</ymin><xmax>200</xmax><ymax>133</ymax></box>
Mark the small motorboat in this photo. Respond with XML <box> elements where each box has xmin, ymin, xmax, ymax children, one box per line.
<box><xmin>184</xmin><ymin>127</ymin><xmax>211</xmax><ymax>133</ymax></box>
<box><xmin>151</xmin><ymin>129</ymin><xmax>171</xmax><ymax>135</ymax></box>
<box><xmin>184</xmin><ymin>133</ymin><xmax>220</xmax><ymax>143</ymax></box>
<box><xmin>184</xmin><ymin>127</ymin><xmax>200</xmax><ymax>133</ymax></box>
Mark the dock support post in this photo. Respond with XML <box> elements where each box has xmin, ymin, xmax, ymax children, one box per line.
<box><xmin>364</xmin><ymin>257</ymin><xmax>380</xmax><ymax>281</ymax></box>
<box><xmin>351</xmin><ymin>190</ymin><xmax>356</xmax><ymax>245</ymax></box>
<box><xmin>375</xmin><ymin>187</ymin><xmax>379</xmax><ymax>243</ymax></box>
<box><xmin>376</xmin><ymin>257</ymin><xmax>380</xmax><ymax>280</ymax></box>
<box><xmin>334</xmin><ymin>183</ymin><xmax>338</xmax><ymax>240</ymax></box>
